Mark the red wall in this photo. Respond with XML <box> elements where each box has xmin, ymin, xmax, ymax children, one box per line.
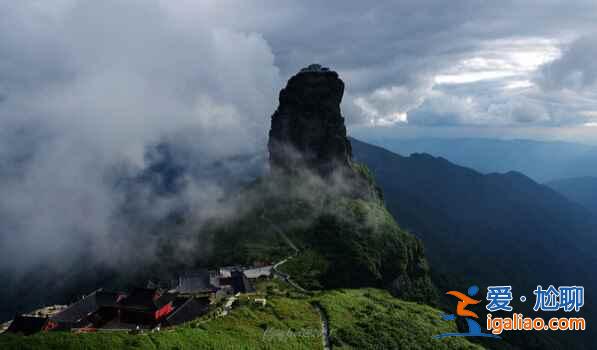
<box><xmin>155</xmin><ymin>302</ymin><xmax>173</xmax><ymax>320</ymax></box>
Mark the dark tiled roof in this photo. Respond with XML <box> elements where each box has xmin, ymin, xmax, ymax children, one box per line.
<box><xmin>51</xmin><ymin>289</ymin><xmax>121</xmax><ymax>323</ymax></box>
<box><xmin>229</xmin><ymin>271</ymin><xmax>255</xmax><ymax>294</ymax></box>
<box><xmin>119</xmin><ymin>288</ymin><xmax>159</xmax><ymax>310</ymax></box>
<box><xmin>119</xmin><ymin>288</ymin><xmax>173</xmax><ymax>311</ymax></box>
<box><xmin>176</xmin><ymin>270</ymin><xmax>217</xmax><ymax>293</ymax></box>
<box><xmin>165</xmin><ymin>297</ymin><xmax>210</xmax><ymax>326</ymax></box>
<box><xmin>6</xmin><ymin>315</ymin><xmax>48</xmax><ymax>335</ymax></box>
<box><xmin>95</xmin><ymin>291</ymin><xmax>122</xmax><ymax>308</ymax></box>
<box><xmin>147</xmin><ymin>279</ymin><xmax>175</xmax><ymax>290</ymax></box>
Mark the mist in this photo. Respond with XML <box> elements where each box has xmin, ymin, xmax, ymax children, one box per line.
<box><xmin>0</xmin><ymin>0</ymin><xmax>280</xmax><ymax>304</ymax></box>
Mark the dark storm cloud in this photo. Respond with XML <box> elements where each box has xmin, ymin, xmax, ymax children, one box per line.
<box><xmin>231</xmin><ymin>0</ymin><xmax>596</xmax><ymax>128</ymax></box>
<box><xmin>537</xmin><ymin>35</ymin><xmax>597</xmax><ymax>91</ymax></box>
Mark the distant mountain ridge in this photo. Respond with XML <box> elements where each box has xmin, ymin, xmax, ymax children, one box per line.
<box><xmin>547</xmin><ymin>176</ymin><xmax>597</xmax><ymax>213</ymax></box>
<box><xmin>351</xmin><ymin>137</ymin><xmax>596</xmax><ymax>348</ymax></box>
<box><xmin>362</xmin><ymin>137</ymin><xmax>597</xmax><ymax>182</ymax></box>
<box><xmin>351</xmin><ymin>137</ymin><xmax>596</xmax><ymax>280</ymax></box>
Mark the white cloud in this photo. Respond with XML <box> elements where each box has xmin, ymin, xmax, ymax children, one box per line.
<box><xmin>504</xmin><ymin>80</ymin><xmax>533</xmax><ymax>90</ymax></box>
<box><xmin>0</xmin><ymin>0</ymin><xmax>280</xmax><ymax>274</ymax></box>
<box><xmin>349</xmin><ymin>36</ymin><xmax>568</xmax><ymax>127</ymax></box>
<box><xmin>353</xmin><ymin>85</ymin><xmax>429</xmax><ymax>125</ymax></box>
<box><xmin>580</xmin><ymin>111</ymin><xmax>597</xmax><ymax>118</ymax></box>
<box><xmin>433</xmin><ymin>38</ymin><xmax>560</xmax><ymax>89</ymax></box>
<box><xmin>435</xmin><ymin>71</ymin><xmax>517</xmax><ymax>84</ymax></box>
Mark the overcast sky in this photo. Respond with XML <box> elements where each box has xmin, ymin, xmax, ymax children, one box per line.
<box><xmin>1</xmin><ymin>1</ymin><xmax>596</xmax><ymax>276</ymax></box>
<box><xmin>2</xmin><ymin>1</ymin><xmax>597</xmax><ymax>146</ymax></box>
<box><xmin>161</xmin><ymin>0</ymin><xmax>597</xmax><ymax>144</ymax></box>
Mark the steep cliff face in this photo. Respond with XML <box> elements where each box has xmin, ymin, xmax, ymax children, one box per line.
<box><xmin>209</xmin><ymin>65</ymin><xmax>437</xmax><ymax>302</ymax></box>
<box><xmin>268</xmin><ymin>64</ymin><xmax>352</xmax><ymax>176</ymax></box>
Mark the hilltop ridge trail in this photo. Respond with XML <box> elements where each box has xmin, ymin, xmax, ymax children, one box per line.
<box><xmin>260</xmin><ymin>211</ymin><xmax>299</xmax><ymax>253</ymax></box>
<box><xmin>260</xmin><ymin>211</ymin><xmax>332</xmax><ymax>349</ymax></box>
<box><xmin>260</xmin><ymin>211</ymin><xmax>306</xmax><ymax>293</ymax></box>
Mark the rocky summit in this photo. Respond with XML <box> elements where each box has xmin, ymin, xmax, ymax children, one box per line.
<box><xmin>268</xmin><ymin>64</ymin><xmax>352</xmax><ymax>176</ymax></box>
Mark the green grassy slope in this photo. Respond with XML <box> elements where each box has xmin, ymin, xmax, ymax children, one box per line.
<box><xmin>317</xmin><ymin>288</ymin><xmax>483</xmax><ymax>350</ymax></box>
<box><xmin>208</xmin><ymin>166</ymin><xmax>437</xmax><ymax>303</ymax></box>
<box><xmin>1</xmin><ymin>281</ymin><xmax>481</xmax><ymax>350</ymax></box>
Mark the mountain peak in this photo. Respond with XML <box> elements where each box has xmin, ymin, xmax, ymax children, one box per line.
<box><xmin>268</xmin><ymin>64</ymin><xmax>352</xmax><ymax>176</ymax></box>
